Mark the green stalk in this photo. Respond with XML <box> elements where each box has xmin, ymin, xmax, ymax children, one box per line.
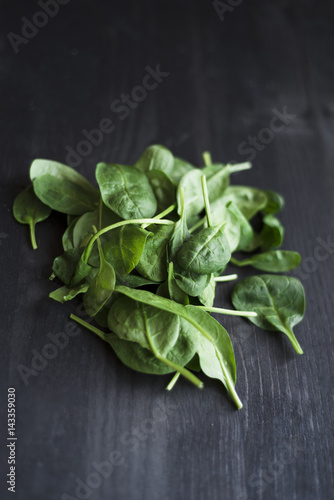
<box><xmin>197</xmin><ymin>305</ymin><xmax>257</xmax><ymax>317</ymax></box>
<box><xmin>83</xmin><ymin>218</ymin><xmax>174</xmax><ymax>263</ymax></box>
<box><xmin>286</xmin><ymin>328</ymin><xmax>304</xmax><ymax>355</ymax></box>
<box><xmin>29</xmin><ymin>221</ymin><xmax>37</xmax><ymax>250</ymax></box>
<box><xmin>203</xmin><ymin>151</ymin><xmax>212</xmax><ymax>166</ymax></box>
<box><xmin>70</xmin><ymin>314</ymin><xmax>109</xmax><ymax>341</ymax></box>
<box><xmin>201</xmin><ymin>175</ymin><xmax>213</xmax><ymax>228</ymax></box>
<box><xmin>166</xmin><ymin>372</ymin><xmax>181</xmax><ymax>391</ymax></box>
<box><xmin>141</xmin><ymin>203</ymin><xmax>176</xmax><ymax>228</ymax></box>
<box><xmin>227</xmin><ymin>162</ymin><xmax>252</xmax><ymax>174</ymax></box>
<box><xmin>214</xmin><ymin>274</ymin><xmax>238</xmax><ymax>282</ymax></box>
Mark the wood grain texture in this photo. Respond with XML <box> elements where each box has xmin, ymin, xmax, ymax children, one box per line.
<box><xmin>1</xmin><ymin>1</ymin><xmax>333</xmax><ymax>499</ymax></box>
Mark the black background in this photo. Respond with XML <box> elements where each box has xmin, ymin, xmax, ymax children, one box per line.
<box><xmin>1</xmin><ymin>1</ymin><xmax>334</xmax><ymax>499</ymax></box>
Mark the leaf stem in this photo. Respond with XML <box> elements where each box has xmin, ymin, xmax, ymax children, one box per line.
<box><xmin>214</xmin><ymin>274</ymin><xmax>238</xmax><ymax>282</ymax></box>
<box><xmin>70</xmin><ymin>314</ymin><xmax>107</xmax><ymax>341</ymax></box>
<box><xmin>29</xmin><ymin>221</ymin><xmax>37</xmax><ymax>250</ymax></box>
<box><xmin>141</xmin><ymin>203</ymin><xmax>176</xmax><ymax>229</ymax></box>
<box><xmin>203</xmin><ymin>151</ymin><xmax>212</xmax><ymax>166</ymax></box>
<box><xmin>83</xmin><ymin>218</ymin><xmax>174</xmax><ymax>263</ymax></box>
<box><xmin>166</xmin><ymin>372</ymin><xmax>181</xmax><ymax>391</ymax></box>
<box><xmin>201</xmin><ymin>175</ymin><xmax>213</xmax><ymax>228</ymax></box>
<box><xmin>197</xmin><ymin>305</ymin><xmax>257</xmax><ymax>317</ymax></box>
<box><xmin>227</xmin><ymin>162</ymin><xmax>252</xmax><ymax>174</ymax></box>
<box><xmin>286</xmin><ymin>328</ymin><xmax>304</xmax><ymax>354</ymax></box>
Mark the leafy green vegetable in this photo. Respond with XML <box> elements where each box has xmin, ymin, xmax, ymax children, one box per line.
<box><xmin>33</xmin><ymin>175</ymin><xmax>98</xmax><ymax>215</ymax></box>
<box><xmin>231</xmin><ymin>250</ymin><xmax>301</xmax><ymax>273</ymax></box>
<box><xmin>232</xmin><ymin>275</ymin><xmax>305</xmax><ymax>354</ymax></box>
<box><xmin>13</xmin><ymin>185</ymin><xmax>52</xmax><ymax>249</ymax></box>
<box><xmin>134</xmin><ymin>144</ymin><xmax>174</xmax><ymax>176</ymax></box>
<box><xmin>14</xmin><ymin>146</ymin><xmax>306</xmax><ymax>410</ymax></box>
<box><xmin>84</xmin><ymin>243</ymin><xmax>116</xmax><ymax>316</ymax></box>
<box><xmin>96</xmin><ymin>163</ymin><xmax>157</xmax><ymax>219</ymax></box>
<box><xmin>103</xmin><ymin>225</ymin><xmax>149</xmax><ymax>276</ymax></box>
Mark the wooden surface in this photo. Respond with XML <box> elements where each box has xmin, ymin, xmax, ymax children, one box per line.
<box><xmin>1</xmin><ymin>1</ymin><xmax>333</xmax><ymax>499</ymax></box>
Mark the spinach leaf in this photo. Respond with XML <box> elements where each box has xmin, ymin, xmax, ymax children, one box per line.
<box><xmin>226</xmin><ymin>202</ymin><xmax>254</xmax><ymax>251</ymax></box>
<box><xmin>173</xmin><ymin>266</ymin><xmax>211</xmax><ymax>297</ymax></box>
<box><xmin>232</xmin><ymin>275</ymin><xmax>305</xmax><ymax>353</ymax></box>
<box><xmin>13</xmin><ymin>185</ymin><xmax>52</xmax><ymax>249</ymax></box>
<box><xmin>169</xmin><ymin>157</ymin><xmax>194</xmax><ymax>184</ymax></box>
<box><xmin>30</xmin><ymin>159</ymin><xmax>98</xmax><ymax>197</ymax></box>
<box><xmin>84</xmin><ymin>244</ymin><xmax>116</xmax><ymax>316</ymax></box>
<box><xmin>134</xmin><ymin>144</ymin><xmax>174</xmax><ymax>176</ymax></box>
<box><xmin>219</xmin><ymin>186</ymin><xmax>268</xmax><ymax>220</ymax></box>
<box><xmin>176</xmin><ymin>223</ymin><xmax>231</xmax><ymax>275</ymax></box>
<box><xmin>103</xmin><ymin>225</ymin><xmax>149</xmax><ymax>276</ymax></box>
<box><xmin>262</xmin><ymin>190</ymin><xmax>284</xmax><ymax>214</ymax></box>
<box><xmin>231</xmin><ymin>250</ymin><xmax>301</xmax><ymax>273</ymax></box>
<box><xmin>70</xmin><ymin>254</ymin><xmax>92</xmax><ymax>286</ymax></box>
<box><xmin>49</xmin><ymin>283</ymin><xmax>88</xmax><ymax>303</ymax></box>
<box><xmin>198</xmin><ymin>274</ymin><xmax>216</xmax><ymax>307</ymax></box>
<box><xmin>136</xmin><ymin>224</ymin><xmax>174</xmax><ymax>281</ymax></box>
<box><xmin>116</xmin><ymin>274</ymin><xmax>159</xmax><ymax>288</ymax></box>
<box><xmin>33</xmin><ymin>175</ymin><xmax>98</xmax><ymax>215</ymax></box>
<box><xmin>96</xmin><ymin>163</ymin><xmax>157</xmax><ymax>219</ymax></box>
<box><xmin>52</xmin><ymin>248</ymin><xmax>82</xmax><ymax>286</ymax></box>
<box><xmin>259</xmin><ymin>214</ymin><xmax>284</xmax><ymax>251</ymax></box>
<box><xmin>146</xmin><ymin>169</ymin><xmax>176</xmax><ymax>213</ymax></box>
<box><xmin>62</xmin><ymin>216</ymin><xmax>79</xmax><ymax>251</ymax></box>
<box><xmin>114</xmin><ymin>286</ymin><xmax>242</xmax><ymax>408</ymax></box>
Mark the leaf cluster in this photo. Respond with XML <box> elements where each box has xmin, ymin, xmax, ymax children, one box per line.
<box><xmin>13</xmin><ymin>146</ymin><xmax>306</xmax><ymax>409</ymax></box>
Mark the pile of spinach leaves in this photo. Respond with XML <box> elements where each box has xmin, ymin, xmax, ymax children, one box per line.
<box><xmin>13</xmin><ymin>145</ymin><xmax>306</xmax><ymax>409</ymax></box>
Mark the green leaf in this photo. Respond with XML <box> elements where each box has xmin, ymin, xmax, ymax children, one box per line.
<box><xmin>231</xmin><ymin>250</ymin><xmax>301</xmax><ymax>273</ymax></box>
<box><xmin>262</xmin><ymin>190</ymin><xmax>285</xmax><ymax>214</ymax></box>
<box><xmin>173</xmin><ymin>266</ymin><xmax>211</xmax><ymax>297</ymax></box>
<box><xmin>84</xmin><ymin>246</ymin><xmax>116</xmax><ymax>316</ymax></box>
<box><xmin>176</xmin><ymin>223</ymin><xmax>231</xmax><ymax>275</ymax></box>
<box><xmin>49</xmin><ymin>283</ymin><xmax>88</xmax><ymax>303</ymax></box>
<box><xmin>103</xmin><ymin>225</ymin><xmax>149</xmax><ymax>276</ymax></box>
<box><xmin>146</xmin><ymin>169</ymin><xmax>176</xmax><ymax>213</ymax></box>
<box><xmin>218</xmin><ymin>186</ymin><xmax>268</xmax><ymax>220</ymax></box>
<box><xmin>114</xmin><ymin>286</ymin><xmax>241</xmax><ymax>407</ymax></box>
<box><xmin>136</xmin><ymin>224</ymin><xmax>174</xmax><ymax>281</ymax></box>
<box><xmin>13</xmin><ymin>185</ymin><xmax>52</xmax><ymax>249</ymax></box>
<box><xmin>169</xmin><ymin>157</ymin><xmax>194</xmax><ymax>184</ymax></box>
<box><xmin>232</xmin><ymin>275</ymin><xmax>305</xmax><ymax>354</ymax></box>
<box><xmin>33</xmin><ymin>175</ymin><xmax>98</xmax><ymax>215</ymax></box>
<box><xmin>30</xmin><ymin>159</ymin><xmax>98</xmax><ymax>196</ymax></box>
<box><xmin>226</xmin><ymin>202</ymin><xmax>254</xmax><ymax>251</ymax></box>
<box><xmin>96</xmin><ymin>163</ymin><xmax>157</xmax><ymax>219</ymax></box>
<box><xmin>116</xmin><ymin>274</ymin><xmax>159</xmax><ymax>288</ymax></box>
<box><xmin>134</xmin><ymin>144</ymin><xmax>174</xmax><ymax>175</ymax></box>
<box><xmin>62</xmin><ymin>216</ymin><xmax>79</xmax><ymax>251</ymax></box>
<box><xmin>52</xmin><ymin>248</ymin><xmax>82</xmax><ymax>286</ymax></box>
<box><xmin>198</xmin><ymin>274</ymin><xmax>216</xmax><ymax>307</ymax></box>
<box><xmin>259</xmin><ymin>214</ymin><xmax>284</xmax><ymax>251</ymax></box>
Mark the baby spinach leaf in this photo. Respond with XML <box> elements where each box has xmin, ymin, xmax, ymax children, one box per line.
<box><xmin>173</xmin><ymin>266</ymin><xmax>211</xmax><ymax>297</ymax></box>
<box><xmin>198</xmin><ymin>274</ymin><xmax>216</xmax><ymax>307</ymax></box>
<box><xmin>84</xmin><ymin>245</ymin><xmax>116</xmax><ymax>316</ymax></box>
<box><xmin>33</xmin><ymin>175</ymin><xmax>98</xmax><ymax>215</ymax></box>
<box><xmin>262</xmin><ymin>190</ymin><xmax>285</xmax><ymax>214</ymax></box>
<box><xmin>136</xmin><ymin>224</ymin><xmax>174</xmax><ymax>281</ymax></box>
<box><xmin>70</xmin><ymin>254</ymin><xmax>92</xmax><ymax>287</ymax></box>
<box><xmin>96</xmin><ymin>163</ymin><xmax>157</xmax><ymax>219</ymax></box>
<box><xmin>219</xmin><ymin>186</ymin><xmax>268</xmax><ymax>220</ymax></box>
<box><xmin>146</xmin><ymin>169</ymin><xmax>176</xmax><ymax>213</ymax></box>
<box><xmin>231</xmin><ymin>275</ymin><xmax>305</xmax><ymax>354</ymax></box>
<box><xmin>231</xmin><ymin>250</ymin><xmax>301</xmax><ymax>273</ymax></box>
<box><xmin>176</xmin><ymin>223</ymin><xmax>231</xmax><ymax>275</ymax></box>
<box><xmin>103</xmin><ymin>225</ymin><xmax>149</xmax><ymax>276</ymax></box>
<box><xmin>52</xmin><ymin>248</ymin><xmax>82</xmax><ymax>286</ymax></box>
<box><xmin>134</xmin><ymin>144</ymin><xmax>174</xmax><ymax>176</ymax></box>
<box><xmin>259</xmin><ymin>214</ymin><xmax>284</xmax><ymax>251</ymax></box>
<box><xmin>13</xmin><ymin>185</ymin><xmax>52</xmax><ymax>249</ymax></box>
<box><xmin>114</xmin><ymin>286</ymin><xmax>241</xmax><ymax>407</ymax></box>
<box><xmin>62</xmin><ymin>216</ymin><xmax>79</xmax><ymax>251</ymax></box>
<box><xmin>169</xmin><ymin>157</ymin><xmax>194</xmax><ymax>184</ymax></box>
<box><xmin>30</xmin><ymin>159</ymin><xmax>98</xmax><ymax>196</ymax></box>
<box><xmin>49</xmin><ymin>283</ymin><xmax>88</xmax><ymax>303</ymax></box>
<box><xmin>226</xmin><ymin>202</ymin><xmax>254</xmax><ymax>251</ymax></box>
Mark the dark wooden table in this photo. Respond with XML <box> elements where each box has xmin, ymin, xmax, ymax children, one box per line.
<box><xmin>1</xmin><ymin>1</ymin><xmax>333</xmax><ymax>499</ymax></box>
